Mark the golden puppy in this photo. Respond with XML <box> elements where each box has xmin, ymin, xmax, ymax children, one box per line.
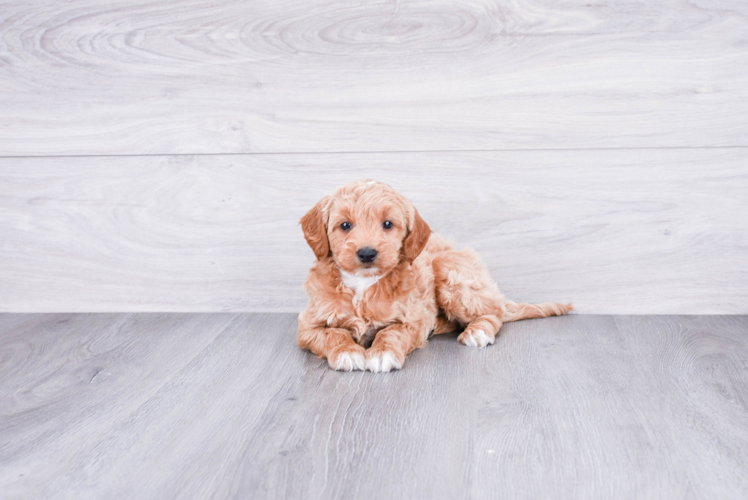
<box><xmin>298</xmin><ymin>180</ymin><xmax>572</xmax><ymax>373</ymax></box>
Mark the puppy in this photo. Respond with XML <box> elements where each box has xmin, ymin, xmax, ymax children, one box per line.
<box><xmin>298</xmin><ymin>180</ymin><xmax>572</xmax><ymax>373</ymax></box>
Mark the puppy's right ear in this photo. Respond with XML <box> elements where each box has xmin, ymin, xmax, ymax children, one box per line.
<box><xmin>300</xmin><ymin>196</ymin><xmax>331</xmax><ymax>260</ymax></box>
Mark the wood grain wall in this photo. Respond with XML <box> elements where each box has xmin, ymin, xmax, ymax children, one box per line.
<box><xmin>1</xmin><ymin>0</ymin><xmax>746</xmax><ymax>313</ymax></box>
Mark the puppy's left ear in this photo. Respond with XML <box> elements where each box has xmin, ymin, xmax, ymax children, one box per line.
<box><xmin>402</xmin><ymin>208</ymin><xmax>431</xmax><ymax>263</ymax></box>
<box><xmin>300</xmin><ymin>196</ymin><xmax>331</xmax><ymax>260</ymax></box>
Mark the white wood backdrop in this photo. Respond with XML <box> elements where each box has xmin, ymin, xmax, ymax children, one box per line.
<box><xmin>1</xmin><ymin>0</ymin><xmax>748</xmax><ymax>155</ymax></box>
<box><xmin>1</xmin><ymin>150</ymin><xmax>746</xmax><ymax>313</ymax></box>
<box><xmin>1</xmin><ymin>0</ymin><xmax>746</xmax><ymax>313</ymax></box>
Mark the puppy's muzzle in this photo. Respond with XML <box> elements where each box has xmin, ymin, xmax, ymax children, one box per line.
<box><xmin>357</xmin><ymin>247</ymin><xmax>378</xmax><ymax>264</ymax></box>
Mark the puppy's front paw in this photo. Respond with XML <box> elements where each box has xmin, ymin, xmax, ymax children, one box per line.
<box><xmin>365</xmin><ymin>348</ymin><xmax>403</xmax><ymax>373</ymax></box>
<box><xmin>328</xmin><ymin>345</ymin><xmax>366</xmax><ymax>372</ymax></box>
<box><xmin>458</xmin><ymin>328</ymin><xmax>495</xmax><ymax>348</ymax></box>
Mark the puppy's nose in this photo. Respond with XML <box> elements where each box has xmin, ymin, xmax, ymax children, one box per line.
<box><xmin>357</xmin><ymin>247</ymin><xmax>378</xmax><ymax>264</ymax></box>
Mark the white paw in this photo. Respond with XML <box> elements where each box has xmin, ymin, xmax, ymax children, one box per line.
<box><xmin>365</xmin><ymin>351</ymin><xmax>403</xmax><ymax>373</ymax></box>
<box><xmin>458</xmin><ymin>329</ymin><xmax>494</xmax><ymax>348</ymax></box>
<box><xmin>331</xmin><ymin>351</ymin><xmax>366</xmax><ymax>371</ymax></box>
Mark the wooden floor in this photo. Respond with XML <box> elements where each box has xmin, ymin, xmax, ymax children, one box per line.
<box><xmin>1</xmin><ymin>313</ymin><xmax>747</xmax><ymax>499</ymax></box>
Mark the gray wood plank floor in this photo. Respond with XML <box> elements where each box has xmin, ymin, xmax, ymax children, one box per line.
<box><xmin>1</xmin><ymin>313</ymin><xmax>747</xmax><ymax>499</ymax></box>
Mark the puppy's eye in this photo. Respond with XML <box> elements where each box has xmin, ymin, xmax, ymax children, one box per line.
<box><xmin>382</xmin><ymin>220</ymin><xmax>393</xmax><ymax>230</ymax></box>
<box><xmin>340</xmin><ymin>222</ymin><xmax>352</xmax><ymax>231</ymax></box>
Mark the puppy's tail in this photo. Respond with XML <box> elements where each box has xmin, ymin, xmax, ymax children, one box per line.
<box><xmin>501</xmin><ymin>300</ymin><xmax>573</xmax><ymax>322</ymax></box>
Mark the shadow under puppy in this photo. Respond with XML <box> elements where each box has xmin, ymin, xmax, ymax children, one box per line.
<box><xmin>298</xmin><ymin>180</ymin><xmax>572</xmax><ymax>373</ymax></box>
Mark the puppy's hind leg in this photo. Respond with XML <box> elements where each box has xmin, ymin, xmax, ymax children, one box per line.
<box><xmin>458</xmin><ymin>302</ymin><xmax>573</xmax><ymax>347</ymax></box>
<box><xmin>433</xmin><ymin>247</ymin><xmax>507</xmax><ymax>348</ymax></box>
<box><xmin>457</xmin><ymin>314</ymin><xmax>503</xmax><ymax>348</ymax></box>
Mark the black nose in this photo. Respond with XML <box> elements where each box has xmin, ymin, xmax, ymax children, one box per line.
<box><xmin>357</xmin><ymin>247</ymin><xmax>378</xmax><ymax>264</ymax></box>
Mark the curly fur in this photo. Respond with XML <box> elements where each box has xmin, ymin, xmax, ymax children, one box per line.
<box><xmin>298</xmin><ymin>180</ymin><xmax>573</xmax><ymax>372</ymax></box>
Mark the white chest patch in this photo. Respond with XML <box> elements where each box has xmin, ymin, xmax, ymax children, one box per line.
<box><xmin>340</xmin><ymin>270</ymin><xmax>381</xmax><ymax>304</ymax></box>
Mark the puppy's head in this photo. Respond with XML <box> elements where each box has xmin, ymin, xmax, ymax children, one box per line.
<box><xmin>301</xmin><ymin>180</ymin><xmax>431</xmax><ymax>276</ymax></box>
